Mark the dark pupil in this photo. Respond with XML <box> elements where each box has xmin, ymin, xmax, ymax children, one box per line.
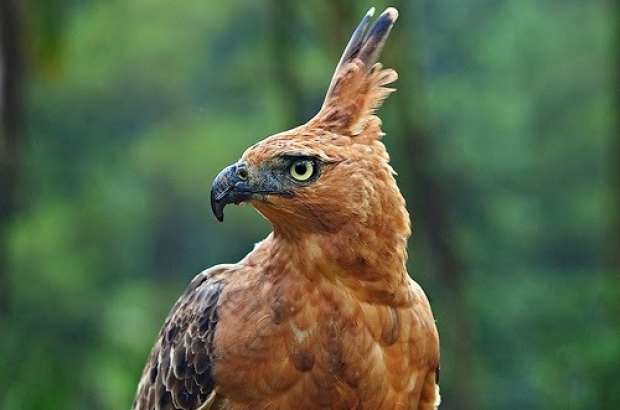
<box><xmin>295</xmin><ymin>162</ymin><xmax>308</xmax><ymax>175</ymax></box>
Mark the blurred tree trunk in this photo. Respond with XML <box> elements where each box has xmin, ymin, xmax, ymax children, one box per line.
<box><xmin>613</xmin><ymin>48</ymin><xmax>620</xmax><ymax>275</ymax></box>
<box><xmin>268</xmin><ymin>0</ymin><xmax>306</xmax><ymax>127</ymax></box>
<box><xmin>0</xmin><ymin>0</ymin><xmax>24</xmax><ymax>317</ymax></box>
<box><xmin>389</xmin><ymin>2</ymin><xmax>478</xmax><ymax>409</ymax></box>
<box><xmin>269</xmin><ymin>0</ymin><xmax>359</xmax><ymax>126</ymax></box>
<box><xmin>321</xmin><ymin>0</ymin><xmax>358</xmax><ymax>57</ymax></box>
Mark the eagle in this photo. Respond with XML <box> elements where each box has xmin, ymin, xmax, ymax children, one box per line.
<box><xmin>132</xmin><ymin>7</ymin><xmax>440</xmax><ymax>410</ymax></box>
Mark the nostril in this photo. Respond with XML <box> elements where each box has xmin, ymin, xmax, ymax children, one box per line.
<box><xmin>236</xmin><ymin>166</ymin><xmax>248</xmax><ymax>181</ymax></box>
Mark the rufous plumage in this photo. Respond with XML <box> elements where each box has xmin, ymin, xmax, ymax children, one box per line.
<box><xmin>133</xmin><ymin>7</ymin><xmax>440</xmax><ymax>410</ymax></box>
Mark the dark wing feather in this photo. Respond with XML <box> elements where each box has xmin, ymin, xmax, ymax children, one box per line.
<box><xmin>132</xmin><ymin>265</ymin><xmax>233</xmax><ymax>410</ymax></box>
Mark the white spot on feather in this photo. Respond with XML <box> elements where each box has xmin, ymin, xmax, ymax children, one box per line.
<box><xmin>289</xmin><ymin>321</ymin><xmax>317</xmax><ymax>344</ymax></box>
<box><xmin>406</xmin><ymin>372</ymin><xmax>418</xmax><ymax>392</ymax></box>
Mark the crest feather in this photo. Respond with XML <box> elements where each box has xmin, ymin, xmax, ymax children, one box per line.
<box><xmin>311</xmin><ymin>7</ymin><xmax>399</xmax><ymax>138</ymax></box>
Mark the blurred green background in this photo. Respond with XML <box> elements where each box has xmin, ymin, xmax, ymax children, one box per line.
<box><xmin>0</xmin><ymin>0</ymin><xmax>617</xmax><ymax>409</ymax></box>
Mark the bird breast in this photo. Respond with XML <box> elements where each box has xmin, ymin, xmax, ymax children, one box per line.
<box><xmin>211</xmin><ymin>267</ymin><xmax>419</xmax><ymax>410</ymax></box>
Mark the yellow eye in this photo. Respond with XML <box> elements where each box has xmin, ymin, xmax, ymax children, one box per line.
<box><xmin>289</xmin><ymin>159</ymin><xmax>316</xmax><ymax>181</ymax></box>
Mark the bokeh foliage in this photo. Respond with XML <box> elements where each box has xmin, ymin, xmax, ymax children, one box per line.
<box><xmin>0</xmin><ymin>0</ymin><xmax>617</xmax><ymax>409</ymax></box>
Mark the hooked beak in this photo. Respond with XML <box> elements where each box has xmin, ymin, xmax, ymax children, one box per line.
<box><xmin>210</xmin><ymin>163</ymin><xmax>254</xmax><ymax>222</ymax></box>
<box><xmin>210</xmin><ymin>161</ymin><xmax>293</xmax><ymax>222</ymax></box>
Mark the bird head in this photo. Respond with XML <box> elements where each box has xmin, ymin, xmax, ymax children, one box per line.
<box><xmin>211</xmin><ymin>8</ymin><xmax>408</xmax><ymax>240</ymax></box>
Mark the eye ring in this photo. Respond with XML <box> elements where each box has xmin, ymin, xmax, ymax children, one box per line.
<box><xmin>289</xmin><ymin>159</ymin><xmax>316</xmax><ymax>182</ymax></box>
<box><xmin>236</xmin><ymin>166</ymin><xmax>248</xmax><ymax>181</ymax></box>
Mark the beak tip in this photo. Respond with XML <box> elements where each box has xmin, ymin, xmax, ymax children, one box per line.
<box><xmin>210</xmin><ymin>195</ymin><xmax>226</xmax><ymax>222</ymax></box>
<box><xmin>210</xmin><ymin>162</ymin><xmax>256</xmax><ymax>222</ymax></box>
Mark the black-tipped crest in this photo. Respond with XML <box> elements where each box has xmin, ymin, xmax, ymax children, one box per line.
<box><xmin>333</xmin><ymin>7</ymin><xmax>375</xmax><ymax>74</ymax></box>
<box><xmin>358</xmin><ymin>7</ymin><xmax>398</xmax><ymax>65</ymax></box>
<box><xmin>315</xmin><ymin>7</ymin><xmax>399</xmax><ymax>137</ymax></box>
<box><xmin>324</xmin><ymin>7</ymin><xmax>398</xmax><ymax>99</ymax></box>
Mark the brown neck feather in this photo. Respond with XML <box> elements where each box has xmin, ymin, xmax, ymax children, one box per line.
<box><xmin>252</xmin><ymin>174</ymin><xmax>411</xmax><ymax>306</ymax></box>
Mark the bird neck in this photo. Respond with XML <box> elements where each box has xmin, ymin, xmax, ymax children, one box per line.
<box><xmin>263</xmin><ymin>202</ymin><xmax>412</xmax><ymax>305</ymax></box>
